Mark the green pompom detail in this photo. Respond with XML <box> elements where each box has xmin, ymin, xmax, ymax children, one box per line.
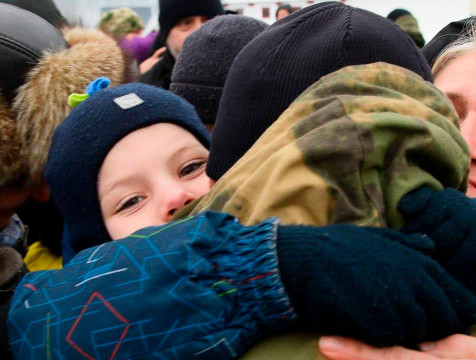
<box><xmin>68</xmin><ymin>93</ymin><xmax>89</xmax><ymax>108</ymax></box>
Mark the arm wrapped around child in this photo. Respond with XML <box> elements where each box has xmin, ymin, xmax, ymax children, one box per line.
<box><xmin>399</xmin><ymin>186</ymin><xmax>476</xmax><ymax>295</ymax></box>
<box><xmin>8</xmin><ymin>211</ymin><xmax>476</xmax><ymax>359</ymax></box>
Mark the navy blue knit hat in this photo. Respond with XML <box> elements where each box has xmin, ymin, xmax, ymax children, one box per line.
<box><xmin>207</xmin><ymin>1</ymin><xmax>433</xmax><ymax>180</ymax></box>
<box><xmin>46</xmin><ymin>79</ymin><xmax>210</xmax><ymax>260</ymax></box>
<box><xmin>158</xmin><ymin>0</ymin><xmax>224</xmax><ymax>44</ymax></box>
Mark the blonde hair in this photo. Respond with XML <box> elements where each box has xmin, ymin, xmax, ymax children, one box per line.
<box><xmin>432</xmin><ymin>21</ymin><xmax>476</xmax><ymax>78</ymax></box>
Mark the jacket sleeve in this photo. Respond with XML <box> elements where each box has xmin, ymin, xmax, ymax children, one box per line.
<box><xmin>8</xmin><ymin>212</ymin><xmax>295</xmax><ymax>360</ymax></box>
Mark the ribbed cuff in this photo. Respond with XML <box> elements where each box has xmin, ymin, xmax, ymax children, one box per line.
<box><xmin>210</xmin><ymin>217</ymin><xmax>297</xmax><ymax>333</ymax></box>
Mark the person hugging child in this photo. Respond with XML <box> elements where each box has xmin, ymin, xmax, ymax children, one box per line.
<box><xmin>7</xmin><ymin>78</ymin><xmax>476</xmax><ymax>359</ymax></box>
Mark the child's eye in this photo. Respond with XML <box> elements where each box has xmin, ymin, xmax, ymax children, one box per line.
<box><xmin>179</xmin><ymin>161</ymin><xmax>206</xmax><ymax>178</ymax></box>
<box><xmin>117</xmin><ymin>196</ymin><xmax>144</xmax><ymax>213</ymax></box>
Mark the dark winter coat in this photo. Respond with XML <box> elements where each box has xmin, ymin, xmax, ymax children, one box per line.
<box><xmin>139</xmin><ymin>48</ymin><xmax>176</xmax><ymax>89</ymax></box>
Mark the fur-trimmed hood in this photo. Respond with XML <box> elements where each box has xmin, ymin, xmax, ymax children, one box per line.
<box><xmin>1</xmin><ymin>26</ymin><xmax>127</xmax><ymax>187</ymax></box>
<box><xmin>0</xmin><ymin>94</ymin><xmax>25</xmax><ymax>186</ymax></box>
<box><xmin>12</xmin><ymin>27</ymin><xmax>127</xmax><ymax>186</ymax></box>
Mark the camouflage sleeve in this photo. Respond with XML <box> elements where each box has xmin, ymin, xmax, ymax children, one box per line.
<box><xmin>179</xmin><ymin>63</ymin><xmax>468</xmax><ymax>232</ymax></box>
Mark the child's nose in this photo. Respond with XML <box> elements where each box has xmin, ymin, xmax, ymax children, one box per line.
<box><xmin>159</xmin><ymin>188</ymin><xmax>194</xmax><ymax>223</ymax></box>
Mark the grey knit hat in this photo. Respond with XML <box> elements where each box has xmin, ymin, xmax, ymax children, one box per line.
<box><xmin>170</xmin><ymin>15</ymin><xmax>268</xmax><ymax>125</ymax></box>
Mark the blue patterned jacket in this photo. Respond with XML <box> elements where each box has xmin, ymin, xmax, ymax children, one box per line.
<box><xmin>8</xmin><ymin>212</ymin><xmax>295</xmax><ymax>360</ymax></box>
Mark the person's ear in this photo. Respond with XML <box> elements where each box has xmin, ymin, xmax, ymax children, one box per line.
<box><xmin>30</xmin><ymin>179</ymin><xmax>50</xmax><ymax>203</ymax></box>
<box><xmin>209</xmin><ymin>179</ymin><xmax>216</xmax><ymax>188</ymax></box>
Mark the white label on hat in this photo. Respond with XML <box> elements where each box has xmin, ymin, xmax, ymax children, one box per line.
<box><xmin>113</xmin><ymin>93</ymin><xmax>144</xmax><ymax>110</ymax></box>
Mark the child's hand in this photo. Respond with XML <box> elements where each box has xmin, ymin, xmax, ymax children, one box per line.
<box><xmin>276</xmin><ymin>224</ymin><xmax>476</xmax><ymax>348</ymax></box>
<box><xmin>399</xmin><ymin>187</ymin><xmax>476</xmax><ymax>292</ymax></box>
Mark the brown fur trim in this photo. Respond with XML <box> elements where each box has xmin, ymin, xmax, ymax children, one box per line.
<box><xmin>0</xmin><ymin>94</ymin><xmax>27</xmax><ymax>187</ymax></box>
<box><xmin>13</xmin><ymin>28</ymin><xmax>126</xmax><ymax>185</ymax></box>
<box><xmin>0</xmin><ymin>246</ymin><xmax>24</xmax><ymax>286</ymax></box>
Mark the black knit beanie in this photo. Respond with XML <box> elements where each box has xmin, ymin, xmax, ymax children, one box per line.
<box><xmin>158</xmin><ymin>0</ymin><xmax>224</xmax><ymax>44</ymax></box>
<box><xmin>170</xmin><ymin>15</ymin><xmax>268</xmax><ymax>125</ymax></box>
<box><xmin>207</xmin><ymin>1</ymin><xmax>433</xmax><ymax>181</ymax></box>
<box><xmin>46</xmin><ymin>80</ymin><xmax>210</xmax><ymax>260</ymax></box>
<box><xmin>422</xmin><ymin>18</ymin><xmax>471</xmax><ymax>66</ymax></box>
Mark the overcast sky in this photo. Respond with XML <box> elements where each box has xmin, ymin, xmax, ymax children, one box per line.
<box><xmin>346</xmin><ymin>0</ymin><xmax>472</xmax><ymax>42</ymax></box>
<box><xmin>53</xmin><ymin>0</ymin><xmax>473</xmax><ymax>41</ymax></box>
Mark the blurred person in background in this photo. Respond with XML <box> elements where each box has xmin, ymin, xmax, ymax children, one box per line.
<box><xmin>99</xmin><ymin>7</ymin><xmax>158</xmax><ymax>64</ymax></box>
<box><xmin>170</xmin><ymin>15</ymin><xmax>268</xmax><ymax>131</ymax></box>
<box><xmin>276</xmin><ymin>4</ymin><xmax>293</xmax><ymax>21</ymax></box>
<box><xmin>423</xmin><ymin>19</ymin><xmax>476</xmax><ymax>198</ymax></box>
<box><xmin>387</xmin><ymin>9</ymin><xmax>425</xmax><ymax>48</ymax></box>
<box><xmin>139</xmin><ymin>0</ymin><xmax>224</xmax><ymax>89</ymax></box>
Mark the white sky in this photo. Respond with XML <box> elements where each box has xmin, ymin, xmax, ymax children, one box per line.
<box><xmin>53</xmin><ymin>0</ymin><xmax>473</xmax><ymax>42</ymax></box>
<box><xmin>346</xmin><ymin>0</ymin><xmax>471</xmax><ymax>42</ymax></box>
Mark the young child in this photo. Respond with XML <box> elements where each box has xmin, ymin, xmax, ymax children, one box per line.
<box><xmin>7</xmin><ymin>79</ymin><xmax>476</xmax><ymax>360</ymax></box>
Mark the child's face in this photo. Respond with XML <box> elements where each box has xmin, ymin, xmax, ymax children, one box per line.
<box><xmin>98</xmin><ymin>123</ymin><xmax>211</xmax><ymax>240</ymax></box>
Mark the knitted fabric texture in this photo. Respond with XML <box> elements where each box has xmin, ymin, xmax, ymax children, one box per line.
<box><xmin>46</xmin><ymin>82</ymin><xmax>210</xmax><ymax>260</ymax></box>
<box><xmin>170</xmin><ymin>15</ymin><xmax>268</xmax><ymax>125</ymax></box>
<box><xmin>207</xmin><ymin>1</ymin><xmax>433</xmax><ymax>181</ymax></box>
<box><xmin>277</xmin><ymin>224</ymin><xmax>476</xmax><ymax>347</ymax></box>
<box><xmin>399</xmin><ymin>187</ymin><xmax>476</xmax><ymax>294</ymax></box>
<box><xmin>158</xmin><ymin>0</ymin><xmax>224</xmax><ymax>44</ymax></box>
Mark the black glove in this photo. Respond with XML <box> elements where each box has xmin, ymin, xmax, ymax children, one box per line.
<box><xmin>399</xmin><ymin>186</ymin><xmax>476</xmax><ymax>292</ymax></box>
<box><xmin>276</xmin><ymin>224</ymin><xmax>476</xmax><ymax>348</ymax></box>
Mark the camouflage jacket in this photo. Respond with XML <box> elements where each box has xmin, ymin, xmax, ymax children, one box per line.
<box><xmin>175</xmin><ymin>62</ymin><xmax>470</xmax><ymax>359</ymax></box>
<box><xmin>395</xmin><ymin>14</ymin><xmax>426</xmax><ymax>48</ymax></box>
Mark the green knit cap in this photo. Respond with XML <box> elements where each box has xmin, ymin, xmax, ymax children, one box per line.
<box><xmin>99</xmin><ymin>7</ymin><xmax>144</xmax><ymax>38</ymax></box>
